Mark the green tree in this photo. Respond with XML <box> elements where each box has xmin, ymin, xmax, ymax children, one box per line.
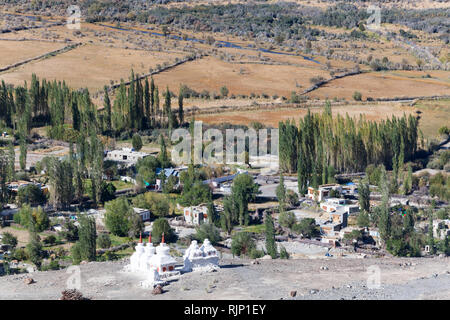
<box><xmin>26</xmin><ymin>232</ymin><xmax>43</xmax><ymax>269</ymax></box>
<box><xmin>97</xmin><ymin>233</ymin><xmax>111</xmax><ymax>249</ymax></box>
<box><xmin>195</xmin><ymin>223</ymin><xmax>221</xmax><ymax>245</ymax></box>
<box><xmin>276</xmin><ymin>173</ymin><xmax>287</xmax><ymax>211</ymax></box>
<box><xmin>104</xmin><ymin>86</ymin><xmax>112</xmax><ymax>135</ymax></box>
<box><xmin>104</xmin><ymin>197</ymin><xmax>133</xmax><ymax>237</ymax></box>
<box><xmin>17</xmin><ymin>184</ymin><xmax>46</xmax><ymax>206</ymax></box>
<box><xmin>178</xmin><ymin>85</ymin><xmax>184</xmax><ymax>125</ymax></box>
<box><xmin>265</xmin><ymin>213</ymin><xmax>277</xmax><ymax>258</ymax></box>
<box><xmin>427</xmin><ymin>209</ymin><xmax>435</xmax><ymax>254</ymax></box>
<box><xmin>358</xmin><ymin>178</ymin><xmax>370</xmax><ymax>213</ymax></box>
<box><xmin>230</xmin><ymin>174</ymin><xmax>259</xmax><ymax>226</ymax></box>
<box><xmin>292</xmin><ymin>218</ymin><xmax>320</xmax><ymax>238</ymax></box>
<box><xmin>77</xmin><ymin>214</ymin><xmax>97</xmax><ymax>262</ymax></box>
<box><xmin>132</xmin><ymin>133</ymin><xmax>143</xmax><ymax>151</ymax></box>
<box><xmin>231</xmin><ymin>232</ymin><xmax>255</xmax><ymax>257</ymax></box>
<box><xmin>278</xmin><ymin>210</ymin><xmax>296</xmax><ymax>229</ymax></box>
<box><xmin>151</xmin><ymin>218</ymin><xmax>176</xmax><ymax>243</ymax></box>
<box><xmin>1</xmin><ymin>232</ymin><xmax>18</xmax><ymax>248</ymax></box>
<box><xmin>357</xmin><ymin>210</ymin><xmax>370</xmax><ymax>228</ymax></box>
<box><xmin>100</xmin><ymin>181</ymin><xmax>116</xmax><ymax>204</ymax></box>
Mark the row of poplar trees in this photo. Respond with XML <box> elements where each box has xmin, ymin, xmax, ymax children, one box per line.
<box><xmin>279</xmin><ymin>102</ymin><xmax>419</xmax><ymax>195</ymax></box>
<box><xmin>105</xmin><ymin>70</ymin><xmax>185</xmax><ymax>135</ymax></box>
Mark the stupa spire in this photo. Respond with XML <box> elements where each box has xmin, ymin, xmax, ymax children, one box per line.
<box><xmin>139</xmin><ymin>232</ymin><xmax>142</xmax><ymax>243</ymax></box>
<box><xmin>162</xmin><ymin>232</ymin><xmax>165</xmax><ymax>244</ymax></box>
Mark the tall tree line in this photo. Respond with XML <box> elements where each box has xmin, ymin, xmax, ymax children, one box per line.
<box><xmin>279</xmin><ymin>102</ymin><xmax>419</xmax><ymax>194</ymax></box>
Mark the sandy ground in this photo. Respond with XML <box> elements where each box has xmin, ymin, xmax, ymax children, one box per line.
<box><xmin>1</xmin><ymin>255</ymin><xmax>449</xmax><ymax>300</ymax></box>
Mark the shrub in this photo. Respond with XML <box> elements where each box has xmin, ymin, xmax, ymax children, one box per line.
<box><xmin>17</xmin><ymin>184</ymin><xmax>46</xmax><ymax>206</ymax></box>
<box><xmin>194</xmin><ymin>223</ymin><xmax>221</xmax><ymax>245</ymax></box>
<box><xmin>248</xmin><ymin>248</ymin><xmax>265</xmax><ymax>259</ymax></box>
<box><xmin>132</xmin><ymin>133</ymin><xmax>143</xmax><ymax>151</ymax></box>
<box><xmin>43</xmin><ymin>235</ymin><xmax>57</xmax><ymax>246</ymax></box>
<box><xmin>151</xmin><ymin>218</ymin><xmax>176</xmax><ymax>244</ymax></box>
<box><xmin>231</xmin><ymin>232</ymin><xmax>256</xmax><ymax>257</ymax></box>
<box><xmin>279</xmin><ymin>245</ymin><xmax>290</xmax><ymax>259</ymax></box>
<box><xmin>1</xmin><ymin>232</ymin><xmax>18</xmax><ymax>248</ymax></box>
<box><xmin>97</xmin><ymin>233</ymin><xmax>112</xmax><ymax>249</ymax></box>
<box><xmin>353</xmin><ymin>91</ymin><xmax>362</xmax><ymax>101</ymax></box>
<box><xmin>291</xmin><ymin>218</ymin><xmax>320</xmax><ymax>238</ymax></box>
<box><xmin>278</xmin><ymin>211</ymin><xmax>296</xmax><ymax>229</ymax></box>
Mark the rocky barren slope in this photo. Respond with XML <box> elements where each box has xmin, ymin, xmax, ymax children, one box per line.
<box><xmin>1</xmin><ymin>256</ymin><xmax>449</xmax><ymax>300</ymax></box>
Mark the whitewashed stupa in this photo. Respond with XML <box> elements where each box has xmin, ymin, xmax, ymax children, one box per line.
<box><xmin>126</xmin><ymin>233</ymin><xmax>180</xmax><ymax>288</ymax></box>
<box><xmin>129</xmin><ymin>233</ymin><xmax>146</xmax><ymax>272</ymax></box>
<box><xmin>182</xmin><ymin>239</ymin><xmax>219</xmax><ymax>272</ymax></box>
<box><xmin>148</xmin><ymin>233</ymin><xmax>177</xmax><ymax>274</ymax></box>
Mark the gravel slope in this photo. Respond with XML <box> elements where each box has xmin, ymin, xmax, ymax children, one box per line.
<box><xmin>1</xmin><ymin>256</ymin><xmax>449</xmax><ymax>300</ymax></box>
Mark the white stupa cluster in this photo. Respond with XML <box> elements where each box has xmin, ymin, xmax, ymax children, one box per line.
<box><xmin>125</xmin><ymin>233</ymin><xmax>219</xmax><ymax>288</ymax></box>
<box><xmin>182</xmin><ymin>239</ymin><xmax>220</xmax><ymax>272</ymax></box>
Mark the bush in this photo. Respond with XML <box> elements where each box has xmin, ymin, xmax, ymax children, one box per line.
<box><xmin>132</xmin><ymin>192</ymin><xmax>171</xmax><ymax>217</ymax></box>
<box><xmin>291</xmin><ymin>218</ymin><xmax>320</xmax><ymax>238</ymax></box>
<box><xmin>132</xmin><ymin>133</ymin><xmax>143</xmax><ymax>151</ymax></box>
<box><xmin>97</xmin><ymin>233</ymin><xmax>112</xmax><ymax>249</ymax></box>
<box><xmin>353</xmin><ymin>91</ymin><xmax>362</xmax><ymax>101</ymax></box>
<box><xmin>71</xmin><ymin>242</ymin><xmax>82</xmax><ymax>265</ymax></box>
<box><xmin>194</xmin><ymin>223</ymin><xmax>221</xmax><ymax>245</ymax></box>
<box><xmin>100</xmin><ymin>182</ymin><xmax>116</xmax><ymax>204</ymax></box>
<box><xmin>151</xmin><ymin>218</ymin><xmax>176</xmax><ymax>244</ymax></box>
<box><xmin>248</xmin><ymin>248</ymin><xmax>265</xmax><ymax>259</ymax></box>
<box><xmin>12</xmin><ymin>248</ymin><xmax>27</xmax><ymax>261</ymax></box>
<box><xmin>43</xmin><ymin>235</ymin><xmax>57</xmax><ymax>246</ymax></box>
<box><xmin>17</xmin><ymin>184</ymin><xmax>46</xmax><ymax>206</ymax></box>
<box><xmin>231</xmin><ymin>232</ymin><xmax>256</xmax><ymax>257</ymax></box>
<box><xmin>1</xmin><ymin>232</ymin><xmax>18</xmax><ymax>248</ymax></box>
<box><xmin>278</xmin><ymin>211</ymin><xmax>296</xmax><ymax>229</ymax></box>
<box><xmin>279</xmin><ymin>245</ymin><xmax>290</xmax><ymax>259</ymax></box>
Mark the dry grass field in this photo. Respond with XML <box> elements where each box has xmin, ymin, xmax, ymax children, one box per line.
<box><xmin>153</xmin><ymin>56</ymin><xmax>331</xmax><ymax>97</ymax></box>
<box><xmin>0</xmin><ymin>40</ymin><xmax>65</xmax><ymax>68</ymax></box>
<box><xmin>195</xmin><ymin>99</ymin><xmax>450</xmax><ymax>140</ymax></box>
<box><xmin>308</xmin><ymin>71</ymin><xmax>450</xmax><ymax>100</ymax></box>
<box><xmin>0</xmin><ymin>43</ymin><xmax>185</xmax><ymax>92</ymax></box>
<box><xmin>195</xmin><ymin>103</ymin><xmax>415</xmax><ymax>127</ymax></box>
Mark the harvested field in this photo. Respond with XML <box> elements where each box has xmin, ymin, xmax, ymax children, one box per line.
<box><xmin>153</xmin><ymin>56</ymin><xmax>331</xmax><ymax>97</ymax></box>
<box><xmin>0</xmin><ymin>40</ymin><xmax>64</xmax><ymax>68</ymax></box>
<box><xmin>308</xmin><ymin>71</ymin><xmax>450</xmax><ymax>100</ymax></box>
<box><xmin>0</xmin><ymin>43</ymin><xmax>185</xmax><ymax>92</ymax></box>
<box><xmin>195</xmin><ymin>103</ymin><xmax>416</xmax><ymax>127</ymax></box>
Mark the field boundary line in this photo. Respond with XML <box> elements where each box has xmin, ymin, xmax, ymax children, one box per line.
<box><xmin>0</xmin><ymin>42</ymin><xmax>83</xmax><ymax>73</ymax></box>
<box><xmin>185</xmin><ymin>95</ymin><xmax>450</xmax><ymax>117</ymax></box>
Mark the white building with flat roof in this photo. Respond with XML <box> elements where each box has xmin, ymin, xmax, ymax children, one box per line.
<box><xmin>105</xmin><ymin>148</ymin><xmax>149</xmax><ymax>165</ymax></box>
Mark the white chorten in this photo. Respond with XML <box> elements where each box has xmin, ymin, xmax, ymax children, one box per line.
<box><xmin>129</xmin><ymin>234</ymin><xmax>146</xmax><ymax>272</ymax></box>
<box><xmin>148</xmin><ymin>233</ymin><xmax>177</xmax><ymax>274</ymax></box>
<box><xmin>140</xmin><ymin>235</ymin><xmax>156</xmax><ymax>271</ymax></box>
<box><xmin>182</xmin><ymin>238</ymin><xmax>219</xmax><ymax>272</ymax></box>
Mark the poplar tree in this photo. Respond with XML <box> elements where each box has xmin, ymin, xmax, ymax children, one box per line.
<box><xmin>265</xmin><ymin>213</ymin><xmax>277</xmax><ymax>259</ymax></box>
<box><xmin>178</xmin><ymin>85</ymin><xmax>184</xmax><ymax>125</ymax></box>
<box><xmin>276</xmin><ymin>173</ymin><xmax>287</xmax><ymax>212</ymax></box>
<box><xmin>103</xmin><ymin>86</ymin><xmax>112</xmax><ymax>135</ymax></box>
<box><xmin>77</xmin><ymin>214</ymin><xmax>97</xmax><ymax>262</ymax></box>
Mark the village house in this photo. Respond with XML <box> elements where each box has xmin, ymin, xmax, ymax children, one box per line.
<box><xmin>307</xmin><ymin>184</ymin><xmax>342</xmax><ymax>202</ymax></box>
<box><xmin>320</xmin><ymin>198</ymin><xmax>360</xmax><ymax>216</ymax></box>
<box><xmin>134</xmin><ymin>208</ymin><xmax>151</xmax><ymax>222</ymax></box>
<box><xmin>433</xmin><ymin>219</ymin><xmax>450</xmax><ymax>240</ymax></box>
<box><xmin>184</xmin><ymin>205</ymin><xmax>209</xmax><ymax>225</ymax></box>
<box><xmin>105</xmin><ymin>148</ymin><xmax>149</xmax><ymax>165</ymax></box>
